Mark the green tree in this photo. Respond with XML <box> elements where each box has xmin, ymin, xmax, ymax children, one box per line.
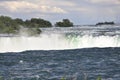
<box><xmin>55</xmin><ymin>19</ymin><xmax>73</xmax><ymax>27</ymax></box>
<box><xmin>24</xmin><ymin>18</ymin><xmax>52</xmax><ymax>28</ymax></box>
<box><xmin>14</xmin><ymin>18</ymin><xmax>24</xmax><ymax>25</ymax></box>
<box><xmin>0</xmin><ymin>16</ymin><xmax>19</xmax><ymax>34</ymax></box>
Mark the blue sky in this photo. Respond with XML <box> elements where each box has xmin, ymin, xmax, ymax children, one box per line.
<box><xmin>0</xmin><ymin>0</ymin><xmax>120</xmax><ymax>25</ymax></box>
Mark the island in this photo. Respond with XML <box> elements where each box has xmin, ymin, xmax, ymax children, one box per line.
<box><xmin>0</xmin><ymin>16</ymin><xmax>74</xmax><ymax>36</ymax></box>
<box><xmin>96</xmin><ymin>21</ymin><xmax>115</xmax><ymax>26</ymax></box>
<box><xmin>55</xmin><ymin>19</ymin><xmax>73</xmax><ymax>27</ymax></box>
<box><xmin>0</xmin><ymin>16</ymin><xmax>52</xmax><ymax>36</ymax></box>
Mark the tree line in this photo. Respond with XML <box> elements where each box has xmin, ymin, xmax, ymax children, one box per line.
<box><xmin>0</xmin><ymin>16</ymin><xmax>73</xmax><ymax>34</ymax></box>
<box><xmin>96</xmin><ymin>22</ymin><xmax>115</xmax><ymax>25</ymax></box>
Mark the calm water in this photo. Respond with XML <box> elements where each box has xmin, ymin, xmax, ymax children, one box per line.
<box><xmin>0</xmin><ymin>48</ymin><xmax>120</xmax><ymax>80</ymax></box>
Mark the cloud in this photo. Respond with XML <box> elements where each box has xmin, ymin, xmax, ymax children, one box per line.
<box><xmin>0</xmin><ymin>1</ymin><xmax>67</xmax><ymax>13</ymax></box>
<box><xmin>86</xmin><ymin>0</ymin><xmax>120</xmax><ymax>5</ymax></box>
<box><xmin>0</xmin><ymin>0</ymin><xmax>120</xmax><ymax>24</ymax></box>
<box><xmin>30</xmin><ymin>0</ymin><xmax>76</xmax><ymax>7</ymax></box>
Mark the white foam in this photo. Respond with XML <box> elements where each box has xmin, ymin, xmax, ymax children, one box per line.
<box><xmin>0</xmin><ymin>33</ymin><xmax>120</xmax><ymax>53</ymax></box>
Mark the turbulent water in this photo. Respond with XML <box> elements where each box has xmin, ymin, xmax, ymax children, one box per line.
<box><xmin>0</xmin><ymin>25</ymin><xmax>120</xmax><ymax>52</ymax></box>
<box><xmin>0</xmin><ymin>25</ymin><xmax>120</xmax><ymax>80</ymax></box>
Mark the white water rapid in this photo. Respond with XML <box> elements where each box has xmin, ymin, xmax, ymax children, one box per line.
<box><xmin>0</xmin><ymin>25</ymin><xmax>120</xmax><ymax>53</ymax></box>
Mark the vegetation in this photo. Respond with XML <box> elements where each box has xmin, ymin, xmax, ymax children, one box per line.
<box><xmin>55</xmin><ymin>19</ymin><xmax>73</xmax><ymax>27</ymax></box>
<box><xmin>14</xmin><ymin>18</ymin><xmax>24</xmax><ymax>26</ymax></box>
<box><xmin>0</xmin><ymin>15</ymin><xmax>52</xmax><ymax>35</ymax></box>
<box><xmin>0</xmin><ymin>16</ymin><xmax>19</xmax><ymax>34</ymax></box>
<box><xmin>0</xmin><ymin>16</ymin><xmax>74</xmax><ymax>35</ymax></box>
<box><xmin>24</xmin><ymin>18</ymin><xmax>52</xmax><ymax>28</ymax></box>
<box><xmin>96</xmin><ymin>21</ymin><xmax>115</xmax><ymax>25</ymax></box>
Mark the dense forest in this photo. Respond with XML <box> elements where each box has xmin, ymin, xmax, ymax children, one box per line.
<box><xmin>0</xmin><ymin>16</ymin><xmax>74</xmax><ymax>35</ymax></box>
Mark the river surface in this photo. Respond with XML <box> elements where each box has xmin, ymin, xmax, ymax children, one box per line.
<box><xmin>0</xmin><ymin>48</ymin><xmax>120</xmax><ymax>80</ymax></box>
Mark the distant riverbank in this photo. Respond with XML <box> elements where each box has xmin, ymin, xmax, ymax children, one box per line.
<box><xmin>0</xmin><ymin>15</ymin><xmax>119</xmax><ymax>37</ymax></box>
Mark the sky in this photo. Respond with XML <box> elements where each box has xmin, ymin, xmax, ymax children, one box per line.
<box><xmin>0</xmin><ymin>0</ymin><xmax>120</xmax><ymax>25</ymax></box>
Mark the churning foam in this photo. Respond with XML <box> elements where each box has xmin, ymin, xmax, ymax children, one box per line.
<box><xmin>0</xmin><ymin>33</ymin><xmax>120</xmax><ymax>53</ymax></box>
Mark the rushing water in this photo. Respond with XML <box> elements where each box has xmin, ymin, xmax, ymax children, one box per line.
<box><xmin>0</xmin><ymin>25</ymin><xmax>120</xmax><ymax>80</ymax></box>
<box><xmin>0</xmin><ymin>25</ymin><xmax>120</xmax><ymax>53</ymax></box>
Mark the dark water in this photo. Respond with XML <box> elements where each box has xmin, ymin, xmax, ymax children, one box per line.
<box><xmin>0</xmin><ymin>48</ymin><xmax>120</xmax><ymax>80</ymax></box>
